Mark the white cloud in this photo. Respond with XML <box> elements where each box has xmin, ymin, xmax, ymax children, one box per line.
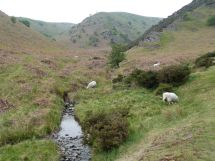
<box><xmin>0</xmin><ymin>0</ymin><xmax>192</xmax><ymax>23</ymax></box>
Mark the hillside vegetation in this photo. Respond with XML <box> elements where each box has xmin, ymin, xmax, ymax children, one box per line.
<box><xmin>0</xmin><ymin>11</ymin><xmax>64</xmax><ymax>54</ymax></box>
<box><xmin>69</xmin><ymin>12</ymin><xmax>161</xmax><ymax>48</ymax></box>
<box><xmin>119</xmin><ymin>0</ymin><xmax>215</xmax><ymax>72</ymax></box>
<box><xmin>17</xmin><ymin>17</ymin><xmax>74</xmax><ymax>42</ymax></box>
<box><xmin>0</xmin><ymin>0</ymin><xmax>215</xmax><ymax>160</ymax></box>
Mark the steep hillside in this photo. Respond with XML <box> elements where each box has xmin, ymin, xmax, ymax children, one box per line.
<box><xmin>17</xmin><ymin>17</ymin><xmax>74</xmax><ymax>42</ymax></box>
<box><xmin>120</xmin><ymin>0</ymin><xmax>215</xmax><ymax>72</ymax></box>
<box><xmin>128</xmin><ymin>0</ymin><xmax>215</xmax><ymax>49</ymax></box>
<box><xmin>69</xmin><ymin>12</ymin><xmax>161</xmax><ymax>48</ymax></box>
<box><xmin>0</xmin><ymin>10</ymin><xmax>109</xmax><ymax>161</ymax></box>
<box><xmin>0</xmin><ymin>11</ymin><xmax>63</xmax><ymax>54</ymax></box>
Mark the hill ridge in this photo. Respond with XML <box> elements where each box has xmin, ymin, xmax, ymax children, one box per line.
<box><xmin>69</xmin><ymin>12</ymin><xmax>161</xmax><ymax>48</ymax></box>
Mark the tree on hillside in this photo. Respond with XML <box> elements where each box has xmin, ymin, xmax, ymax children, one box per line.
<box><xmin>108</xmin><ymin>44</ymin><xmax>126</xmax><ymax>68</ymax></box>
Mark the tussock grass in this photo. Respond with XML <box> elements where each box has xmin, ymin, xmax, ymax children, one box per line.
<box><xmin>0</xmin><ymin>139</ymin><xmax>59</xmax><ymax>161</ymax></box>
<box><xmin>75</xmin><ymin>66</ymin><xmax>215</xmax><ymax>160</ymax></box>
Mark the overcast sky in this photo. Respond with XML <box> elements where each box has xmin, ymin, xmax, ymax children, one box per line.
<box><xmin>0</xmin><ymin>0</ymin><xmax>192</xmax><ymax>23</ymax></box>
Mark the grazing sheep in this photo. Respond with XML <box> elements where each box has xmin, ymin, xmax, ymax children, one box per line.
<box><xmin>86</xmin><ymin>81</ymin><xmax>97</xmax><ymax>89</ymax></box>
<box><xmin>153</xmin><ymin>62</ymin><xmax>161</xmax><ymax>67</ymax></box>
<box><xmin>162</xmin><ymin>92</ymin><xmax>178</xmax><ymax>104</ymax></box>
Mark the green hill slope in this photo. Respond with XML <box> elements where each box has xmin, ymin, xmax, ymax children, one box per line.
<box><xmin>69</xmin><ymin>12</ymin><xmax>161</xmax><ymax>48</ymax></box>
<box><xmin>0</xmin><ymin>1</ymin><xmax>214</xmax><ymax>160</ymax></box>
<box><xmin>127</xmin><ymin>0</ymin><xmax>215</xmax><ymax>49</ymax></box>
<box><xmin>0</xmin><ymin>11</ymin><xmax>64</xmax><ymax>54</ymax></box>
<box><xmin>17</xmin><ymin>17</ymin><xmax>74</xmax><ymax>42</ymax></box>
<box><xmin>120</xmin><ymin>0</ymin><xmax>215</xmax><ymax>72</ymax></box>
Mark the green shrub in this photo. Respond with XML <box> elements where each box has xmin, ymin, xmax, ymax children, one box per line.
<box><xmin>121</xmin><ymin>64</ymin><xmax>190</xmax><ymax>90</ymax></box>
<box><xmin>19</xmin><ymin>19</ymin><xmax>30</xmax><ymax>27</ymax></box>
<box><xmin>83</xmin><ymin>109</ymin><xmax>129</xmax><ymax>151</ymax></box>
<box><xmin>10</xmin><ymin>16</ymin><xmax>16</xmax><ymax>23</ymax></box>
<box><xmin>207</xmin><ymin>15</ymin><xmax>215</xmax><ymax>26</ymax></box>
<box><xmin>127</xmin><ymin>69</ymin><xmax>158</xmax><ymax>89</ymax></box>
<box><xmin>155</xmin><ymin>83</ymin><xmax>173</xmax><ymax>95</ymax></box>
<box><xmin>195</xmin><ymin>51</ymin><xmax>215</xmax><ymax>68</ymax></box>
<box><xmin>158</xmin><ymin>65</ymin><xmax>190</xmax><ymax>86</ymax></box>
<box><xmin>108</xmin><ymin>44</ymin><xmax>126</xmax><ymax>68</ymax></box>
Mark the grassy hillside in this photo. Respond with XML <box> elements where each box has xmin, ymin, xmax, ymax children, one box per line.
<box><xmin>75</xmin><ymin>66</ymin><xmax>215</xmax><ymax>161</ymax></box>
<box><xmin>119</xmin><ymin>2</ymin><xmax>215</xmax><ymax>72</ymax></box>
<box><xmin>0</xmin><ymin>1</ymin><xmax>215</xmax><ymax>160</ymax></box>
<box><xmin>0</xmin><ymin>11</ymin><xmax>64</xmax><ymax>54</ymax></box>
<box><xmin>127</xmin><ymin>0</ymin><xmax>215</xmax><ymax>49</ymax></box>
<box><xmin>17</xmin><ymin>17</ymin><xmax>74</xmax><ymax>42</ymax></box>
<box><xmin>0</xmin><ymin>34</ymin><xmax>109</xmax><ymax>160</ymax></box>
<box><xmin>69</xmin><ymin>12</ymin><xmax>161</xmax><ymax>48</ymax></box>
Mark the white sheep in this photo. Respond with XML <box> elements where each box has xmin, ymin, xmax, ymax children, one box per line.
<box><xmin>153</xmin><ymin>62</ymin><xmax>161</xmax><ymax>67</ymax></box>
<box><xmin>86</xmin><ymin>81</ymin><xmax>97</xmax><ymax>89</ymax></box>
<box><xmin>162</xmin><ymin>92</ymin><xmax>179</xmax><ymax>104</ymax></box>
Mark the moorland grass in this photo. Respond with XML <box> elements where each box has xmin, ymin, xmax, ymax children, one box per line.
<box><xmin>75</xmin><ymin>66</ymin><xmax>215</xmax><ymax>161</ymax></box>
<box><xmin>0</xmin><ymin>139</ymin><xmax>59</xmax><ymax>161</ymax></box>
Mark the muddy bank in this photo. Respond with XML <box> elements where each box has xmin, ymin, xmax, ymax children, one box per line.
<box><xmin>52</xmin><ymin>103</ymin><xmax>91</xmax><ymax>161</ymax></box>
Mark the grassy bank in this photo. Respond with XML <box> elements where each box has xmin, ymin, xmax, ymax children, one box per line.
<box><xmin>0</xmin><ymin>49</ymin><xmax>110</xmax><ymax>160</ymax></box>
<box><xmin>0</xmin><ymin>139</ymin><xmax>59</xmax><ymax>161</ymax></box>
<box><xmin>75</xmin><ymin>66</ymin><xmax>215</xmax><ymax>160</ymax></box>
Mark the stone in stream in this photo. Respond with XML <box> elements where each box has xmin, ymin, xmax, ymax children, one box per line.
<box><xmin>70</xmin><ymin>145</ymin><xmax>75</xmax><ymax>148</ymax></box>
<box><xmin>52</xmin><ymin>103</ymin><xmax>91</xmax><ymax>161</ymax></box>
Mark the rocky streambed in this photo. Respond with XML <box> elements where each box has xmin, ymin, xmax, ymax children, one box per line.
<box><xmin>52</xmin><ymin>103</ymin><xmax>91</xmax><ymax>161</ymax></box>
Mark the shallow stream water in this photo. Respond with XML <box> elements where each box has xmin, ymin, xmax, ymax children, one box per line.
<box><xmin>52</xmin><ymin>103</ymin><xmax>91</xmax><ymax>161</ymax></box>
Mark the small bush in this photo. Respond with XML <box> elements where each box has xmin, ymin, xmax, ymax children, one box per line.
<box><xmin>121</xmin><ymin>64</ymin><xmax>190</xmax><ymax>90</ymax></box>
<box><xmin>155</xmin><ymin>83</ymin><xmax>173</xmax><ymax>95</ymax></box>
<box><xmin>19</xmin><ymin>19</ymin><xmax>30</xmax><ymax>27</ymax></box>
<box><xmin>10</xmin><ymin>16</ymin><xmax>16</xmax><ymax>23</ymax></box>
<box><xmin>195</xmin><ymin>51</ymin><xmax>215</xmax><ymax>68</ymax></box>
<box><xmin>83</xmin><ymin>108</ymin><xmax>129</xmax><ymax>151</ymax></box>
<box><xmin>127</xmin><ymin>69</ymin><xmax>158</xmax><ymax>89</ymax></box>
<box><xmin>207</xmin><ymin>15</ymin><xmax>215</xmax><ymax>26</ymax></box>
<box><xmin>158</xmin><ymin>64</ymin><xmax>190</xmax><ymax>86</ymax></box>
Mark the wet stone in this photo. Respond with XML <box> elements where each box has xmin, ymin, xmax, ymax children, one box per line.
<box><xmin>52</xmin><ymin>103</ymin><xmax>91</xmax><ymax>161</ymax></box>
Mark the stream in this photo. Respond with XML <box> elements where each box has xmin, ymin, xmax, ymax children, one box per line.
<box><xmin>52</xmin><ymin>103</ymin><xmax>91</xmax><ymax>161</ymax></box>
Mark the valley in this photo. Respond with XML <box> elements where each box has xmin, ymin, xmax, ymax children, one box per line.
<box><xmin>0</xmin><ymin>0</ymin><xmax>215</xmax><ymax>161</ymax></box>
